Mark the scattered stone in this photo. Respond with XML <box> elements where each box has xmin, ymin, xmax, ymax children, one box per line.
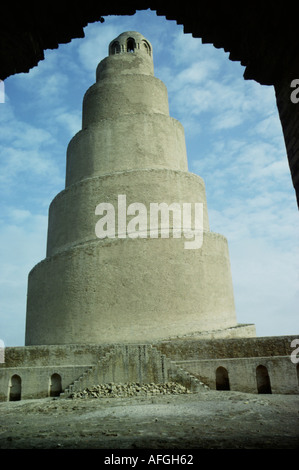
<box><xmin>70</xmin><ymin>382</ymin><xmax>191</xmax><ymax>399</ymax></box>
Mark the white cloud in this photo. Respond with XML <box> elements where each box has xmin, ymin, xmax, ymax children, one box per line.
<box><xmin>253</xmin><ymin>112</ymin><xmax>284</xmax><ymax>140</ymax></box>
<box><xmin>211</xmin><ymin>110</ymin><xmax>244</xmax><ymax>130</ymax></box>
<box><xmin>12</xmin><ymin>51</ymin><xmax>70</xmax><ymax>109</ymax></box>
<box><xmin>206</xmin><ymin>176</ymin><xmax>299</xmax><ymax>338</ymax></box>
<box><xmin>0</xmin><ymin>212</ymin><xmax>48</xmax><ymax>346</ymax></box>
<box><xmin>9</xmin><ymin>209</ymin><xmax>32</xmax><ymax>221</ymax></box>
<box><xmin>171</xmin><ymin>30</ymin><xmax>229</xmax><ymax>69</ymax></box>
<box><xmin>0</xmin><ymin>123</ymin><xmax>53</xmax><ymax>149</ymax></box>
<box><xmin>55</xmin><ymin>111</ymin><xmax>81</xmax><ymax>136</ymax></box>
<box><xmin>162</xmin><ymin>37</ymin><xmax>279</xmax><ymax>139</ymax></box>
<box><xmin>175</xmin><ymin>60</ymin><xmax>220</xmax><ymax>86</ymax></box>
<box><xmin>78</xmin><ymin>23</ymin><xmax>122</xmax><ymax>72</ymax></box>
<box><xmin>0</xmin><ymin>142</ymin><xmax>62</xmax><ymax>192</ymax></box>
<box><xmin>230</xmin><ymin>237</ymin><xmax>299</xmax><ymax>336</ymax></box>
<box><xmin>38</xmin><ymin>72</ymin><xmax>69</xmax><ymax>100</ymax></box>
<box><xmin>0</xmin><ymin>95</ymin><xmax>64</xmax><ymax>196</ymax></box>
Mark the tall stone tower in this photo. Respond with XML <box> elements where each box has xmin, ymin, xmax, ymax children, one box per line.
<box><xmin>25</xmin><ymin>31</ymin><xmax>254</xmax><ymax>346</ymax></box>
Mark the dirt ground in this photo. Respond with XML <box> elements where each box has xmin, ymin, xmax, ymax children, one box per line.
<box><xmin>0</xmin><ymin>390</ymin><xmax>298</xmax><ymax>452</ymax></box>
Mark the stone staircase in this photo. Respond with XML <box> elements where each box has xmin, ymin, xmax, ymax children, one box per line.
<box><xmin>60</xmin><ymin>344</ymin><xmax>209</xmax><ymax>398</ymax></box>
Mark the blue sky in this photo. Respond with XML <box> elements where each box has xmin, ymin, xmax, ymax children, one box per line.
<box><xmin>0</xmin><ymin>10</ymin><xmax>298</xmax><ymax>346</ymax></box>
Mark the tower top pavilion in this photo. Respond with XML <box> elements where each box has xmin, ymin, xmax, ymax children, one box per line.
<box><xmin>108</xmin><ymin>31</ymin><xmax>153</xmax><ymax>55</ymax></box>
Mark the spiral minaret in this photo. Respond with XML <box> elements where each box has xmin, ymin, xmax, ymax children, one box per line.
<box><xmin>25</xmin><ymin>32</ymin><xmax>243</xmax><ymax>345</ymax></box>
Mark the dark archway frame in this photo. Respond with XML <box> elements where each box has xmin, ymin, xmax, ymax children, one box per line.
<box><xmin>1</xmin><ymin>2</ymin><xmax>298</xmax><ymax>205</ymax></box>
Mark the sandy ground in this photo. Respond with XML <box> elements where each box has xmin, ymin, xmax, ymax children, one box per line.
<box><xmin>0</xmin><ymin>390</ymin><xmax>298</xmax><ymax>452</ymax></box>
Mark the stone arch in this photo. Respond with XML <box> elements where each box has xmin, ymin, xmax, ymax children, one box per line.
<box><xmin>256</xmin><ymin>365</ymin><xmax>272</xmax><ymax>394</ymax></box>
<box><xmin>9</xmin><ymin>374</ymin><xmax>21</xmax><ymax>401</ymax></box>
<box><xmin>142</xmin><ymin>39</ymin><xmax>151</xmax><ymax>56</ymax></box>
<box><xmin>127</xmin><ymin>37</ymin><xmax>136</xmax><ymax>53</ymax></box>
<box><xmin>216</xmin><ymin>366</ymin><xmax>230</xmax><ymax>390</ymax></box>
<box><xmin>49</xmin><ymin>373</ymin><xmax>62</xmax><ymax>397</ymax></box>
<box><xmin>110</xmin><ymin>41</ymin><xmax>120</xmax><ymax>55</ymax></box>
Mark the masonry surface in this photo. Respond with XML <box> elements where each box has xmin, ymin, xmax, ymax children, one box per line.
<box><xmin>25</xmin><ymin>31</ymin><xmax>247</xmax><ymax>346</ymax></box>
<box><xmin>0</xmin><ymin>32</ymin><xmax>298</xmax><ymax>410</ymax></box>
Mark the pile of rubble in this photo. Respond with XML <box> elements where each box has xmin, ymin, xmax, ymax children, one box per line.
<box><xmin>70</xmin><ymin>382</ymin><xmax>191</xmax><ymax>399</ymax></box>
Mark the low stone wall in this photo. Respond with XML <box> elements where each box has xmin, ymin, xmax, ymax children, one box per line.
<box><xmin>155</xmin><ymin>335</ymin><xmax>299</xmax><ymax>360</ymax></box>
<box><xmin>174</xmin><ymin>356</ymin><xmax>298</xmax><ymax>395</ymax></box>
<box><xmin>0</xmin><ymin>337</ymin><xmax>298</xmax><ymax>401</ymax></box>
<box><xmin>0</xmin><ymin>344</ymin><xmax>204</xmax><ymax>401</ymax></box>
<box><xmin>1</xmin><ymin>344</ymin><xmax>112</xmax><ymax>368</ymax></box>
<box><xmin>155</xmin><ymin>336</ymin><xmax>299</xmax><ymax>395</ymax></box>
<box><xmin>0</xmin><ymin>366</ymin><xmax>89</xmax><ymax>401</ymax></box>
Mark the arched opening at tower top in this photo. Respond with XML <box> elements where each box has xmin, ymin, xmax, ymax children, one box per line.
<box><xmin>142</xmin><ymin>39</ymin><xmax>151</xmax><ymax>56</ymax></box>
<box><xmin>111</xmin><ymin>41</ymin><xmax>120</xmax><ymax>54</ymax></box>
<box><xmin>127</xmin><ymin>38</ymin><xmax>136</xmax><ymax>52</ymax></box>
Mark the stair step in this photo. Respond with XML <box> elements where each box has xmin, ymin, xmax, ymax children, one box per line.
<box><xmin>59</xmin><ymin>344</ymin><xmax>209</xmax><ymax>397</ymax></box>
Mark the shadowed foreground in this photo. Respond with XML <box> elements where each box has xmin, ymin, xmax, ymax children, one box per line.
<box><xmin>0</xmin><ymin>390</ymin><xmax>298</xmax><ymax>450</ymax></box>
